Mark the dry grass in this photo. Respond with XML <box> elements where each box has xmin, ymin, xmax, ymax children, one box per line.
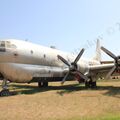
<box><xmin>0</xmin><ymin>80</ymin><xmax>120</xmax><ymax>120</ymax></box>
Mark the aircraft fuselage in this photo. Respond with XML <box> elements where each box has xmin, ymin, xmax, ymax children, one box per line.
<box><xmin>0</xmin><ymin>39</ymin><xmax>100</xmax><ymax>83</ymax></box>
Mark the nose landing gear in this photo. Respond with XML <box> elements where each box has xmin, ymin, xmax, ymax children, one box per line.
<box><xmin>0</xmin><ymin>79</ymin><xmax>11</xmax><ymax>96</ymax></box>
<box><xmin>0</xmin><ymin>89</ymin><xmax>10</xmax><ymax>96</ymax></box>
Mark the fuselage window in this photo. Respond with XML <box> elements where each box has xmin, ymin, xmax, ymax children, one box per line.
<box><xmin>44</xmin><ymin>54</ymin><xmax>46</xmax><ymax>58</ymax></box>
<box><xmin>31</xmin><ymin>50</ymin><xmax>33</xmax><ymax>54</ymax></box>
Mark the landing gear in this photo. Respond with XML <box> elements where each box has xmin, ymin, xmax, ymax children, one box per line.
<box><xmin>38</xmin><ymin>82</ymin><xmax>48</xmax><ymax>88</ymax></box>
<box><xmin>91</xmin><ymin>81</ymin><xmax>97</xmax><ymax>88</ymax></box>
<box><xmin>85</xmin><ymin>79</ymin><xmax>97</xmax><ymax>89</ymax></box>
<box><xmin>0</xmin><ymin>89</ymin><xmax>10</xmax><ymax>96</ymax></box>
<box><xmin>0</xmin><ymin>79</ymin><xmax>11</xmax><ymax>96</ymax></box>
<box><xmin>85</xmin><ymin>81</ymin><xmax>91</xmax><ymax>88</ymax></box>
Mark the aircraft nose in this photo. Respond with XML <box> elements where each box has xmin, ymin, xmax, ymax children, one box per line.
<box><xmin>0</xmin><ymin>41</ymin><xmax>6</xmax><ymax>52</ymax></box>
<box><xmin>0</xmin><ymin>47</ymin><xmax>6</xmax><ymax>52</ymax></box>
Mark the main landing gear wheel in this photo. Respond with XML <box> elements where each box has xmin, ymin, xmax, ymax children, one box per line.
<box><xmin>91</xmin><ymin>81</ymin><xmax>97</xmax><ymax>88</ymax></box>
<box><xmin>85</xmin><ymin>80</ymin><xmax>97</xmax><ymax>89</ymax></box>
<box><xmin>0</xmin><ymin>89</ymin><xmax>10</xmax><ymax>96</ymax></box>
<box><xmin>38</xmin><ymin>82</ymin><xmax>48</xmax><ymax>87</ymax></box>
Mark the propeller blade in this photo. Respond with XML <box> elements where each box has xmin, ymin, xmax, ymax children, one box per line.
<box><xmin>106</xmin><ymin>66</ymin><xmax>116</xmax><ymax>79</ymax></box>
<box><xmin>61</xmin><ymin>72</ymin><xmax>70</xmax><ymax>85</ymax></box>
<box><xmin>77</xmin><ymin>71</ymin><xmax>89</xmax><ymax>81</ymax></box>
<box><xmin>57</xmin><ymin>55</ymin><xmax>70</xmax><ymax>67</ymax></box>
<box><xmin>74</xmin><ymin>48</ymin><xmax>85</xmax><ymax>64</ymax></box>
<box><xmin>101</xmin><ymin>46</ymin><xmax>116</xmax><ymax>59</ymax></box>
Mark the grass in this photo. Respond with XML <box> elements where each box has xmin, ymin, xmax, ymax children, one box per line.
<box><xmin>0</xmin><ymin>80</ymin><xmax>120</xmax><ymax>120</ymax></box>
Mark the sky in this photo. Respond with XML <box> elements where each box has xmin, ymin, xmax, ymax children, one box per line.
<box><xmin>0</xmin><ymin>0</ymin><xmax>120</xmax><ymax>60</ymax></box>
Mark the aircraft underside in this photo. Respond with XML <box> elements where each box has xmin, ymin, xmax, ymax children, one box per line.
<box><xmin>0</xmin><ymin>62</ymin><xmax>97</xmax><ymax>96</ymax></box>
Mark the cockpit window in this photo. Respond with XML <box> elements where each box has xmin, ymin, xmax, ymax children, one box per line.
<box><xmin>0</xmin><ymin>41</ymin><xmax>5</xmax><ymax>47</ymax></box>
<box><xmin>0</xmin><ymin>41</ymin><xmax>17</xmax><ymax>48</ymax></box>
<box><xmin>0</xmin><ymin>41</ymin><xmax>6</xmax><ymax>52</ymax></box>
<box><xmin>6</xmin><ymin>41</ymin><xmax>17</xmax><ymax>48</ymax></box>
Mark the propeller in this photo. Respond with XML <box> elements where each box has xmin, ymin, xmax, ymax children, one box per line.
<box><xmin>57</xmin><ymin>48</ymin><xmax>89</xmax><ymax>84</ymax></box>
<box><xmin>101</xmin><ymin>46</ymin><xmax>120</xmax><ymax>79</ymax></box>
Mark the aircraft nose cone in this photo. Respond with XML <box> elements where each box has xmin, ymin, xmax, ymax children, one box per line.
<box><xmin>0</xmin><ymin>47</ymin><xmax>6</xmax><ymax>52</ymax></box>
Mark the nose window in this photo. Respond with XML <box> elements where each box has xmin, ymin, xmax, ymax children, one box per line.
<box><xmin>0</xmin><ymin>41</ymin><xmax>5</xmax><ymax>47</ymax></box>
<box><xmin>0</xmin><ymin>41</ymin><xmax>6</xmax><ymax>52</ymax></box>
<box><xmin>0</xmin><ymin>41</ymin><xmax>17</xmax><ymax>52</ymax></box>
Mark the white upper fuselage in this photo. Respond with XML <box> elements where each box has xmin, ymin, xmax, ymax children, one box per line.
<box><xmin>0</xmin><ymin>39</ymin><xmax>100</xmax><ymax>83</ymax></box>
<box><xmin>0</xmin><ymin>39</ymin><xmax>100</xmax><ymax>65</ymax></box>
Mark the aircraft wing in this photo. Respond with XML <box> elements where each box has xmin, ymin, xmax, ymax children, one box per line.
<box><xmin>89</xmin><ymin>63</ymin><xmax>114</xmax><ymax>72</ymax></box>
<box><xmin>89</xmin><ymin>63</ymin><xmax>119</xmax><ymax>79</ymax></box>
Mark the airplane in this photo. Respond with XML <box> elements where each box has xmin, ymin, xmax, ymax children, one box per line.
<box><xmin>0</xmin><ymin>39</ymin><xmax>119</xmax><ymax>96</ymax></box>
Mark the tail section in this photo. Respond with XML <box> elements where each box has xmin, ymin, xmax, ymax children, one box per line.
<box><xmin>92</xmin><ymin>39</ymin><xmax>101</xmax><ymax>62</ymax></box>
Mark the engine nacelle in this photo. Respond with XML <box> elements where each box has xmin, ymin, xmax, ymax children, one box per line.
<box><xmin>77</xmin><ymin>60</ymin><xmax>89</xmax><ymax>74</ymax></box>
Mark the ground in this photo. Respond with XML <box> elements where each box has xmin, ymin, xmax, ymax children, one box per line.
<box><xmin>0</xmin><ymin>80</ymin><xmax>120</xmax><ymax>120</ymax></box>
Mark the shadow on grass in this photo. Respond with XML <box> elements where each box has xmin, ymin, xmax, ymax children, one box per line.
<box><xmin>6</xmin><ymin>83</ymin><xmax>120</xmax><ymax>97</ymax></box>
<box><xmin>11</xmin><ymin>83</ymin><xmax>82</xmax><ymax>95</ymax></box>
<box><xmin>100</xmin><ymin>86</ymin><xmax>120</xmax><ymax>98</ymax></box>
<box><xmin>56</xmin><ymin>85</ymin><xmax>120</xmax><ymax>97</ymax></box>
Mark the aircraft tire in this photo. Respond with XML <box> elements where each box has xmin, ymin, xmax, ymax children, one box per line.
<box><xmin>0</xmin><ymin>89</ymin><xmax>10</xmax><ymax>96</ymax></box>
<box><xmin>91</xmin><ymin>81</ymin><xmax>97</xmax><ymax>88</ymax></box>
